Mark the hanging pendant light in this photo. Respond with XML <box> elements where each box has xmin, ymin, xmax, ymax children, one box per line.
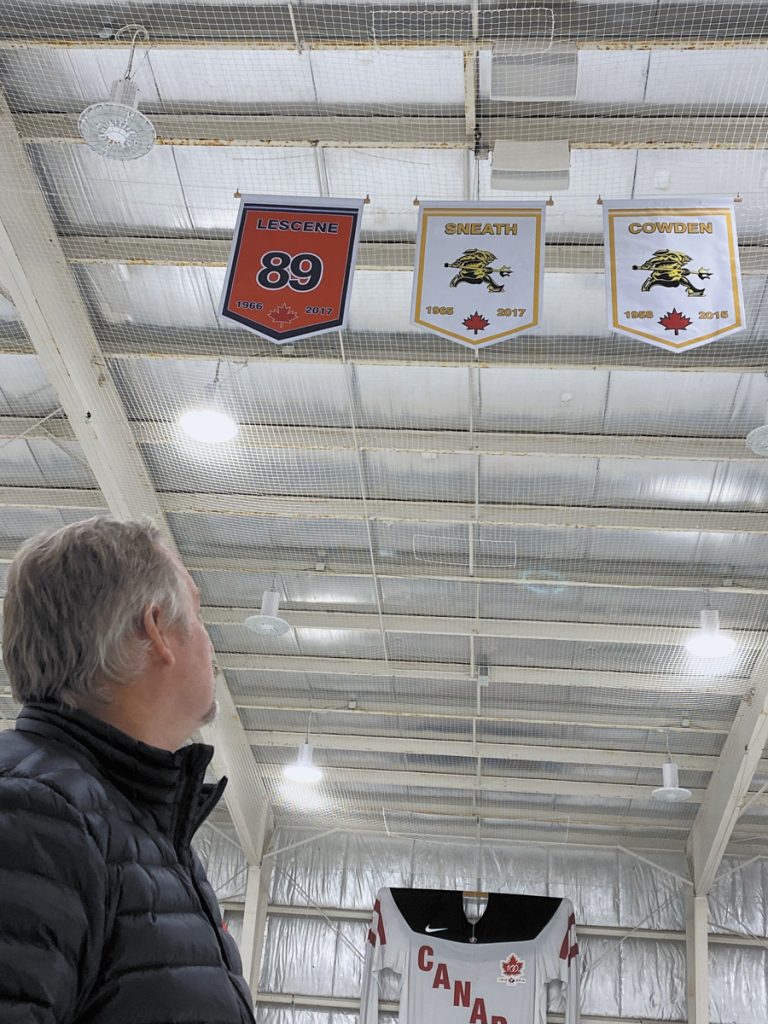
<box><xmin>685</xmin><ymin>608</ymin><xmax>736</xmax><ymax>659</ymax></box>
<box><xmin>245</xmin><ymin>590</ymin><xmax>291</xmax><ymax>637</ymax></box>
<box><xmin>652</xmin><ymin>761</ymin><xmax>692</xmax><ymax>803</ymax></box>
<box><xmin>284</xmin><ymin>742</ymin><xmax>323</xmax><ymax>784</ymax></box>
<box><xmin>78</xmin><ymin>26</ymin><xmax>156</xmax><ymax>161</ymax></box>
<box><xmin>178</xmin><ymin>367</ymin><xmax>239</xmax><ymax>445</ymax></box>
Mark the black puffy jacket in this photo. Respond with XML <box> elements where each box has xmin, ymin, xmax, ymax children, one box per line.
<box><xmin>0</xmin><ymin>701</ymin><xmax>256</xmax><ymax>1024</ymax></box>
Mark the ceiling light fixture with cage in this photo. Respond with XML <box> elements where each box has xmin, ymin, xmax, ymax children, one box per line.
<box><xmin>78</xmin><ymin>25</ymin><xmax>156</xmax><ymax>161</ymax></box>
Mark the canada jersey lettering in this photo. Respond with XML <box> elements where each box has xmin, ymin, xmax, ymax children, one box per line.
<box><xmin>360</xmin><ymin>888</ymin><xmax>580</xmax><ymax>1024</ymax></box>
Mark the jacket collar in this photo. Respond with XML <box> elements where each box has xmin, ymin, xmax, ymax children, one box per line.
<box><xmin>15</xmin><ymin>701</ymin><xmax>228</xmax><ymax>846</ymax></box>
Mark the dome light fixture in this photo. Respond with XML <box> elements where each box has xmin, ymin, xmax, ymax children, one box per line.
<box><xmin>685</xmin><ymin>608</ymin><xmax>736</xmax><ymax>659</ymax></box>
<box><xmin>178</xmin><ymin>368</ymin><xmax>239</xmax><ymax>445</ymax></box>
<box><xmin>652</xmin><ymin>761</ymin><xmax>692</xmax><ymax>803</ymax></box>
<box><xmin>78</xmin><ymin>25</ymin><xmax>156</xmax><ymax>161</ymax></box>
<box><xmin>178</xmin><ymin>407</ymin><xmax>239</xmax><ymax>444</ymax></box>
<box><xmin>245</xmin><ymin>590</ymin><xmax>291</xmax><ymax>638</ymax></box>
<box><xmin>284</xmin><ymin>742</ymin><xmax>323</xmax><ymax>785</ymax></box>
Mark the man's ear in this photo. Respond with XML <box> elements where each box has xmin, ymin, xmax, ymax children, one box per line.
<box><xmin>142</xmin><ymin>603</ymin><xmax>175</xmax><ymax>667</ymax></box>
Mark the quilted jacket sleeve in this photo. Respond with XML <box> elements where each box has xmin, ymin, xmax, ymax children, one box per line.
<box><xmin>0</xmin><ymin>773</ymin><xmax>108</xmax><ymax>1023</ymax></box>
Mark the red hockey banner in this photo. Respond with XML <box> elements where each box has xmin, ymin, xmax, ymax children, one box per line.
<box><xmin>219</xmin><ymin>195</ymin><xmax>363</xmax><ymax>343</ymax></box>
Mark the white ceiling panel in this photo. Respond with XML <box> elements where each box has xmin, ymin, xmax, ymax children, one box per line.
<box><xmin>347</xmin><ymin>270</ymin><xmax>413</xmax><ymax>331</ymax></box>
<box><xmin>594</xmin><ymin>458</ymin><xmax>718</xmax><ymax>508</ymax></box>
<box><xmin>324</xmin><ymin>149</ymin><xmax>465</xmax><ymax>234</ymax></box>
<box><xmin>33</xmin><ymin>144</ymin><xmax>191</xmax><ymax>233</ymax></box>
<box><xmin>111</xmin><ymin>357</ymin><xmax>352</xmax><ymax>427</ymax></box>
<box><xmin>603</xmin><ymin>371</ymin><xmax>743</xmax><ymax>436</ymax></box>
<box><xmin>365</xmin><ymin>450</ymin><xmax>475</xmax><ymax>501</ymax></box>
<box><xmin>172</xmin><ymin>147</ymin><xmax>320</xmax><ymax>232</ymax></box>
<box><xmin>632</xmin><ymin>152</ymin><xmax>768</xmax><ymax>240</ymax></box>
<box><xmin>355</xmin><ymin>365</ymin><xmax>470</xmax><ymax>429</ymax></box>
<box><xmin>646</xmin><ymin>50</ymin><xmax>768</xmax><ymax>106</ymax></box>
<box><xmin>0</xmin><ymin>355</ymin><xmax>59</xmax><ymax>417</ymax></box>
<box><xmin>479</xmin><ymin>151</ymin><xmax>638</xmax><ymax>235</ymax></box>
<box><xmin>143</xmin><ymin>443</ymin><xmax>362</xmax><ymax>498</ymax></box>
<box><xmin>76</xmin><ymin>264</ymin><xmax>219</xmax><ymax>328</ymax></box>
<box><xmin>0</xmin><ymin>48</ymin><xmax>160</xmax><ymax>109</ymax></box>
<box><xmin>480</xmin><ymin>454</ymin><xmax>599</xmax><ymax>504</ymax></box>
<box><xmin>478</xmin><ymin>49</ymin><xmax>650</xmax><ymax>104</ymax></box>
<box><xmin>539</xmin><ymin>273</ymin><xmax>607</xmax><ymax>335</ymax></box>
<box><xmin>310</xmin><ymin>49</ymin><xmax>465</xmax><ymax>105</ymax></box>
<box><xmin>148</xmin><ymin>50</ymin><xmax>317</xmax><ymax>105</ymax></box>
<box><xmin>478</xmin><ymin>367</ymin><xmax>609</xmax><ymax>431</ymax></box>
<box><xmin>0</xmin><ymin>295</ymin><xmax>16</xmax><ymax>322</ymax></box>
<box><xmin>709</xmin><ymin>461</ymin><xmax>768</xmax><ymax>509</ymax></box>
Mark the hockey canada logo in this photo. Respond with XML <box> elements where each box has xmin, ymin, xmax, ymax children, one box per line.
<box><xmin>498</xmin><ymin>953</ymin><xmax>526</xmax><ymax>985</ymax></box>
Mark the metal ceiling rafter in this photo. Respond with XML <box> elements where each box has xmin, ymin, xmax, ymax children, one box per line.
<box><xmin>4</xmin><ymin>485</ymin><xmax>768</xmax><ymax>535</ymax></box>
<box><xmin>7</xmin><ymin>413</ymin><xmax>768</xmax><ymax>463</ymax></box>
<box><xmin>56</xmin><ymin>234</ymin><xmax>768</xmax><ymax>275</ymax></box>
<box><xmin>203</xmin><ymin>606</ymin><xmax>763</xmax><ymax>648</ymax></box>
<box><xmin>2</xmin><ymin>545</ymin><xmax>767</xmax><ymax>597</ymax></box>
<box><xmin>231</xmin><ymin>695</ymin><xmax>733</xmax><ymax>740</ymax></box>
<box><xmin>243</xmin><ymin>727</ymin><xmax>746</xmax><ymax>773</ymax></box>
<box><xmin>0</xmin><ymin>86</ymin><xmax>269</xmax><ymax>867</ymax></box>
<box><xmin>14</xmin><ymin>111</ymin><xmax>768</xmax><ymax>149</ymax></box>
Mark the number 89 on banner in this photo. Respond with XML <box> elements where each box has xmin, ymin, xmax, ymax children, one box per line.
<box><xmin>219</xmin><ymin>195</ymin><xmax>364</xmax><ymax>343</ymax></box>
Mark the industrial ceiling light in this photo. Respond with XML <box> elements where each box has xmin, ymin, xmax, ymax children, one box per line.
<box><xmin>245</xmin><ymin>590</ymin><xmax>291</xmax><ymax>638</ymax></box>
<box><xmin>746</xmin><ymin>402</ymin><xmax>768</xmax><ymax>455</ymax></box>
<box><xmin>652</xmin><ymin>761</ymin><xmax>692</xmax><ymax>803</ymax></box>
<box><xmin>685</xmin><ymin>609</ymin><xmax>736</xmax><ymax>659</ymax></box>
<box><xmin>78</xmin><ymin>25</ymin><xmax>156</xmax><ymax>161</ymax></box>
<box><xmin>284</xmin><ymin>742</ymin><xmax>323</xmax><ymax>785</ymax></box>
<box><xmin>178</xmin><ymin>407</ymin><xmax>239</xmax><ymax>444</ymax></box>
<box><xmin>178</xmin><ymin>365</ymin><xmax>239</xmax><ymax>444</ymax></box>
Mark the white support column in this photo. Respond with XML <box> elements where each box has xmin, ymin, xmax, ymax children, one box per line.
<box><xmin>240</xmin><ymin>809</ymin><xmax>275</xmax><ymax>993</ymax></box>
<box><xmin>685</xmin><ymin>891</ymin><xmax>710</xmax><ymax>1024</ymax></box>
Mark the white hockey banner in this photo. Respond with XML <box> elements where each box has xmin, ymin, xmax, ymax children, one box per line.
<box><xmin>411</xmin><ymin>203</ymin><xmax>545</xmax><ymax>348</ymax></box>
<box><xmin>604</xmin><ymin>199</ymin><xmax>745</xmax><ymax>351</ymax></box>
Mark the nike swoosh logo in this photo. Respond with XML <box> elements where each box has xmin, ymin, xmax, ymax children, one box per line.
<box><xmin>425</xmin><ymin>925</ymin><xmax>447</xmax><ymax>933</ymax></box>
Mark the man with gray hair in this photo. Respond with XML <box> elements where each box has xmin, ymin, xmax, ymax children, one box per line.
<box><xmin>0</xmin><ymin>516</ymin><xmax>256</xmax><ymax>1023</ymax></box>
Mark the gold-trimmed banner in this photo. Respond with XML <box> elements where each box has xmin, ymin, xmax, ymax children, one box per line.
<box><xmin>410</xmin><ymin>202</ymin><xmax>546</xmax><ymax>349</ymax></box>
<box><xmin>604</xmin><ymin>199</ymin><xmax>745</xmax><ymax>351</ymax></box>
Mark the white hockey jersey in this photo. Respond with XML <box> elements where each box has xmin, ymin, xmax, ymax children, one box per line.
<box><xmin>360</xmin><ymin>888</ymin><xmax>579</xmax><ymax>1024</ymax></box>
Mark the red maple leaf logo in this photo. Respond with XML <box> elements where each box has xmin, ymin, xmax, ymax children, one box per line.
<box><xmin>658</xmin><ymin>308</ymin><xmax>692</xmax><ymax>335</ymax></box>
<box><xmin>269</xmin><ymin>303</ymin><xmax>298</xmax><ymax>326</ymax></box>
<box><xmin>463</xmin><ymin>311</ymin><xmax>490</xmax><ymax>335</ymax></box>
<box><xmin>501</xmin><ymin>954</ymin><xmax>525</xmax><ymax>979</ymax></box>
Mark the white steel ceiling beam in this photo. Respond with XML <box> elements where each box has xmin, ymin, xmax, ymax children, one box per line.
<box><xmin>268</xmin><ymin>761</ymin><xmax>694</xmax><ymax>803</ymax></box>
<box><xmin>4</xmin><ymin>485</ymin><xmax>768</xmax><ymax>535</ymax></box>
<box><xmin>686</xmin><ymin>644</ymin><xmax>768</xmax><ymax>894</ymax></box>
<box><xmin>245</xmin><ymin>727</ymin><xmax>739</xmax><ymax>773</ymax></box>
<box><xmin>220</xmin><ymin>653</ymin><xmax>748</xmax><ymax>698</ymax></box>
<box><xmin>1</xmin><ymin>544</ymin><xmax>764</xmax><ymax>597</ymax></box>
<box><xmin>5</xmin><ymin>326</ymin><xmax>768</xmax><ymax>373</ymax></box>
<box><xmin>232</xmin><ymin>695</ymin><xmax>732</xmax><ymax>740</ymax></box>
<box><xmin>4</xmin><ymin>414</ymin><xmax>764</xmax><ymax>463</ymax></box>
<box><xmin>0</xmin><ymin>86</ymin><xmax>269</xmax><ymax>866</ymax></box>
<box><xmin>16</xmin><ymin>111</ymin><xmax>768</xmax><ymax>150</ymax></box>
<box><xmin>55</xmin><ymin>234</ymin><xmax>768</xmax><ymax>277</ymax></box>
<box><xmin>205</xmin><ymin>606</ymin><xmax>762</xmax><ymax>649</ymax></box>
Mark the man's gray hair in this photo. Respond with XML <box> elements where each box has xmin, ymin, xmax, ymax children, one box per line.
<box><xmin>2</xmin><ymin>516</ymin><xmax>191</xmax><ymax>709</ymax></box>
